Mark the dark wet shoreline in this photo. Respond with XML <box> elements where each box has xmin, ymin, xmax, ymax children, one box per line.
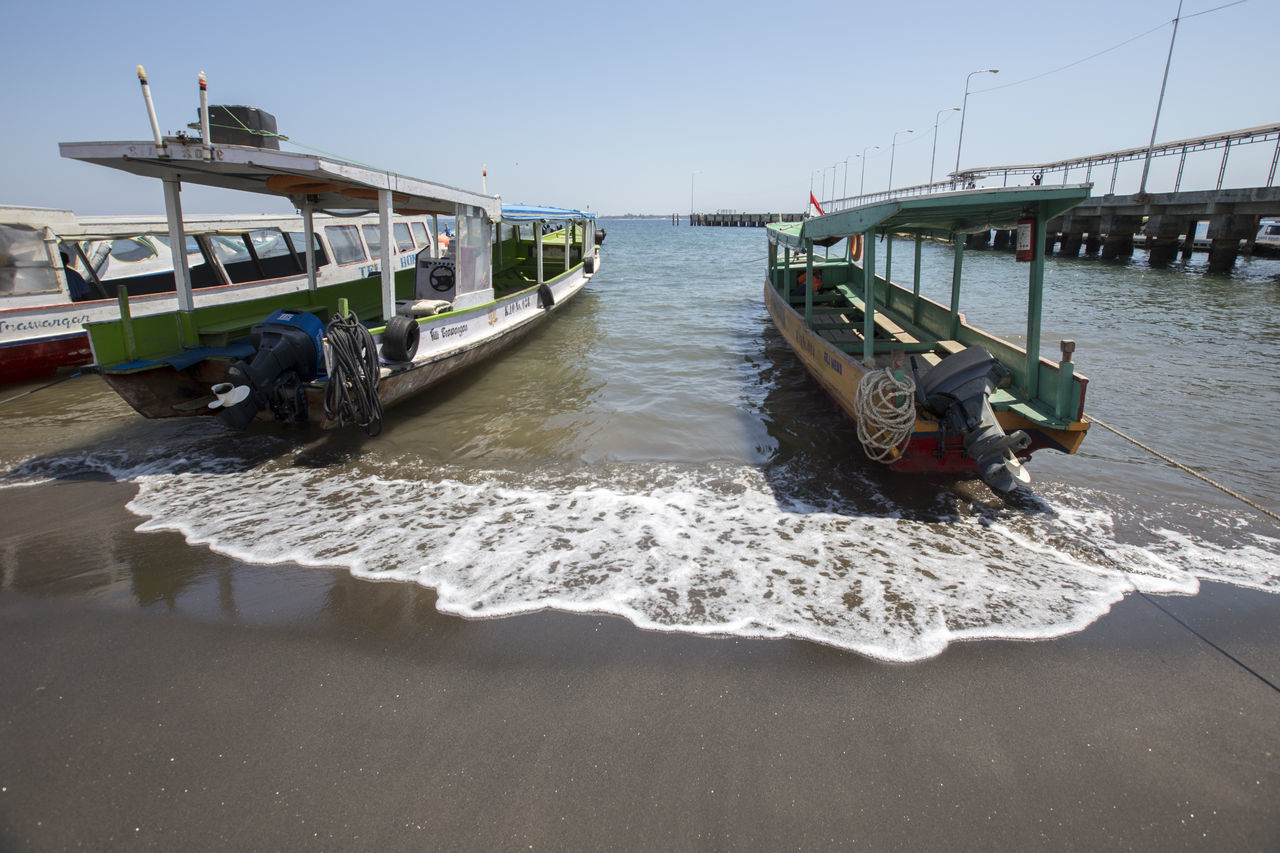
<box><xmin>2</xmin><ymin>478</ymin><xmax>1278</xmax><ymax>850</ymax></box>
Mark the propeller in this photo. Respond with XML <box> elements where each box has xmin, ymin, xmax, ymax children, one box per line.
<box><xmin>208</xmin><ymin>382</ymin><xmax>252</xmax><ymax>410</ymax></box>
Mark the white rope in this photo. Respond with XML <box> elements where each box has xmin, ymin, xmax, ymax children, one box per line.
<box><xmin>854</xmin><ymin>368</ymin><xmax>917</xmax><ymax>463</ymax></box>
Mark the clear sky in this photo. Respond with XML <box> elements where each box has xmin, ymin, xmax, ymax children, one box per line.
<box><xmin>2</xmin><ymin>0</ymin><xmax>1274</xmax><ymax>217</ymax></box>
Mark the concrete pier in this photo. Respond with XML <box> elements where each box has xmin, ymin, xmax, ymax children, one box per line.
<box><xmin>690</xmin><ymin>212</ymin><xmax>802</xmax><ymax>227</ymax></box>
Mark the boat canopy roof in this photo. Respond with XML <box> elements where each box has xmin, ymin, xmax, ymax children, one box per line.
<box><xmin>767</xmin><ymin>185</ymin><xmax>1092</xmax><ymax>250</ymax></box>
<box><xmin>58</xmin><ymin>138</ymin><xmax>502</xmax><ymax>221</ymax></box>
<box><xmin>501</xmin><ymin>204</ymin><xmax>595</xmax><ymax>222</ymax></box>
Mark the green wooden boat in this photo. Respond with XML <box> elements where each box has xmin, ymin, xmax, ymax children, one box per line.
<box><xmin>765</xmin><ymin>185</ymin><xmax>1091</xmax><ymax>492</ymax></box>
<box><xmin>58</xmin><ymin>101</ymin><xmax>600</xmax><ymax>434</ymax></box>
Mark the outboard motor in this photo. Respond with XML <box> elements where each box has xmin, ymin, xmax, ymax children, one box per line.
<box><xmin>209</xmin><ymin>309</ymin><xmax>325</xmax><ymax>429</ymax></box>
<box><xmin>920</xmin><ymin>346</ymin><xmax>1032</xmax><ymax>492</ymax></box>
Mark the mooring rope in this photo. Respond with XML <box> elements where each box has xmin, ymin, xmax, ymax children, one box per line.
<box><xmin>0</xmin><ymin>371</ymin><xmax>84</xmax><ymax>407</ymax></box>
<box><xmin>854</xmin><ymin>369</ymin><xmax>917</xmax><ymax>463</ymax></box>
<box><xmin>1086</xmin><ymin>414</ymin><xmax>1280</xmax><ymax>524</ymax></box>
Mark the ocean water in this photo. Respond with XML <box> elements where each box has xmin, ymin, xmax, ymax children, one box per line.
<box><xmin>3</xmin><ymin>219</ymin><xmax>1279</xmax><ymax>661</ymax></box>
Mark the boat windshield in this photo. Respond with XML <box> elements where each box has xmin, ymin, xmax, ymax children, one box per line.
<box><xmin>0</xmin><ymin>223</ymin><xmax>60</xmax><ymax>295</ymax></box>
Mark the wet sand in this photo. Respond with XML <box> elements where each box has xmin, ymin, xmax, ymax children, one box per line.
<box><xmin>2</xmin><ymin>478</ymin><xmax>1278</xmax><ymax>850</ymax></box>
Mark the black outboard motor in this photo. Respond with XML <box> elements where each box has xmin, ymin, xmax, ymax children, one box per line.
<box><xmin>919</xmin><ymin>346</ymin><xmax>1031</xmax><ymax>492</ymax></box>
<box><xmin>209</xmin><ymin>310</ymin><xmax>326</xmax><ymax>429</ymax></box>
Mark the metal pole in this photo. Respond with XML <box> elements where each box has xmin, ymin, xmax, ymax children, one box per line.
<box><xmin>889</xmin><ymin>130</ymin><xmax>913</xmax><ymax>192</ymax></box>
<box><xmin>690</xmin><ymin>170</ymin><xmax>701</xmax><ymax>216</ymax></box>
<box><xmin>1139</xmin><ymin>1</ymin><xmax>1183</xmax><ymax>196</ymax></box>
<box><xmin>842</xmin><ymin>156</ymin><xmax>850</xmax><ymax>198</ymax></box>
<box><xmin>931</xmin><ymin>107</ymin><xmax>959</xmax><ymax>185</ymax></box>
<box><xmin>859</xmin><ymin>145</ymin><xmax>879</xmax><ymax>197</ymax></box>
<box><xmin>954</xmin><ymin>69</ymin><xmax>998</xmax><ymax>176</ymax></box>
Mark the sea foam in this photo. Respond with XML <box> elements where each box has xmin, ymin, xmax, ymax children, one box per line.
<box><xmin>113</xmin><ymin>453</ymin><xmax>1280</xmax><ymax>662</ymax></box>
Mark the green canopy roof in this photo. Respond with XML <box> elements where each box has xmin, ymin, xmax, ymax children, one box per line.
<box><xmin>768</xmin><ymin>184</ymin><xmax>1092</xmax><ymax>249</ymax></box>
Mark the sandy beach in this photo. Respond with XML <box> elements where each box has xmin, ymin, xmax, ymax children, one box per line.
<box><xmin>2</xmin><ymin>476</ymin><xmax>1278</xmax><ymax>850</ymax></box>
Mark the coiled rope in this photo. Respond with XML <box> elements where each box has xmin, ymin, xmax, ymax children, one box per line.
<box><xmin>323</xmin><ymin>314</ymin><xmax>383</xmax><ymax>435</ymax></box>
<box><xmin>854</xmin><ymin>368</ymin><xmax>917</xmax><ymax>463</ymax></box>
<box><xmin>1086</xmin><ymin>414</ymin><xmax>1279</xmax><ymax>524</ymax></box>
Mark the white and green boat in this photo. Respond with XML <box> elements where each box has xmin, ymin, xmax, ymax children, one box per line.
<box><xmin>766</xmin><ymin>185</ymin><xmax>1091</xmax><ymax>492</ymax></box>
<box><xmin>59</xmin><ymin>101</ymin><xmax>600</xmax><ymax>433</ymax></box>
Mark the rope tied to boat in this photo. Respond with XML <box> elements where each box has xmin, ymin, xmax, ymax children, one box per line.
<box><xmin>322</xmin><ymin>313</ymin><xmax>383</xmax><ymax>436</ymax></box>
<box><xmin>855</xmin><ymin>368</ymin><xmax>917</xmax><ymax>463</ymax></box>
<box><xmin>1086</xmin><ymin>414</ymin><xmax>1280</xmax><ymax>524</ymax></box>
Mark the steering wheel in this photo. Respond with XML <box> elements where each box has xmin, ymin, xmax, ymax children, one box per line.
<box><xmin>429</xmin><ymin>265</ymin><xmax>455</xmax><ymax>293</ymax></box>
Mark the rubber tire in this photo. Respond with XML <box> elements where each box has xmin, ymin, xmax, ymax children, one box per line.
<box><xmin>538</xmin><ymin>283</ymin><xmax>555</xmax><ymax>309</ymax></box>
<box><xmin>382</xmin><ymin>314</ymin><xmax>420</xmax><ymax>362</ymax></box>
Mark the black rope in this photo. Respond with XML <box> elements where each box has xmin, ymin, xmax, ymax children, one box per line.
<box><xmin>1139</xmin><ymin>592</ymin><xmax>1280</xmax><ymax>695</ymax></box>
<box><xmin>0</xmin><ymin>371</ymin><xmax>83</xmax><ymax>407</ymax></box>
<box><xmin>322</xmin><ymin>314</ymin><xmax>383</xmax><ymax>435</ymax></box>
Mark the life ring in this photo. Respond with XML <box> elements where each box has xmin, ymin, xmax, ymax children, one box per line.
<box><xmin>381</xmin><ymin>314</ymin><xmax>420</xmax><ymax>362</ymax></box>
<box><xmin>849</xmin><ymin>233</ymin><xmax>863</xmax><ymax>262</ymax></box>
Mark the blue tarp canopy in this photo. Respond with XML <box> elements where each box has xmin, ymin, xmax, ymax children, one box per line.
<box><xmin>501</xmin><ymin>204</ymin><xmax>595</xmax><ymax>222</ymax></box>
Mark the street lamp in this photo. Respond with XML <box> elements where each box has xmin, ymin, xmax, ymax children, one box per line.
<box><xmin>888</xmin><ymin>129</ymin><xmax>913</xmax><ymax>192</ymax></box>
<box><xmin>954</xmin><ymin>68</ymin><xmax>998</xmax><ymax>177</ymax></box>
<box><xmin>841</xmin><ymin>156</ymin><xmax>850</xmax><ymax>198</ymax></box>
<box><xmin>931</xmin><ymin>107</ymin><xmax>960</xmax><ymax>186</ymax></box>
<box><xmin>859</xmin><ymin>145</ymin><xmax>879</xmax><ymax>197</ymax></box>
<box><xmin>690</xmin><ymin>170</ymin><xmax>702</xmax><ymax>216</ymax></box>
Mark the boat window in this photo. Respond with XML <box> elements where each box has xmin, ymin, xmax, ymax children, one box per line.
<box><xmin>248</xmin><ymin>229</ymin><xmax>292</xmax><ymax>259</ymax></box>
<box><xmin>109</xmin><ymin>236</ymin><xmax>160</xmax><ymax>263</ymax></box>
<box><xmin>361</xmin><ymin>224</ymin><xmax>382</xmax><ymax>258</ymax></box>
<box><xmin>285</xmin><ymin>231</ymin><xmax>329</xmax><ymax>267</ymax></box>
<box><xmin>393</xmin><ymin>222</ymin><xmax>414</xmax><ymax>252</ymax></box>
<box><xmin>411</xmin><ymin>222</ymin><xmax>429</xmax><ymax>247</ymax></box>
<box><xmin>325</xmin><ymin>225</ymin><xmax>366</xmax><ymax>264</ymax></box>
<box><xmin>0</xmin><ymin>224</ymin><xmax>60</xmax><ymax>295</ymax></box>
<box><xmin>1264</xmin><ymin>224</ymin><xmax>1280</xmax><ymax>237</ymax></box>
<box><xmin>209</xmin><ymin>236</ymin><xmax>251</xmax><ymax>264</ymax></box>
<box><xmin>152</xmin><ymin>235</ymin><xmax>202</xmax><ymax>257</ymax></box>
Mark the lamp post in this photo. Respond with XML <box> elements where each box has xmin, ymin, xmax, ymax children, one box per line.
<box><xmin>889</xmin><ymin>129</ymin><xmax>913</xmax><ymax>192</ymax></box>
<box><xmin>859</xmin><ymin>144</ymin><xmax>879</xmax><ymax>197</ymax></box>
<box><xmin>954</xmin><ymin>68</ymin><xmax>998</xmax><ymax>178</ymax></box>
<box><xmin>841</xmin><ymin>156</ymin><xmax>850</xmax><ymax>198</ymax></box>
<box><xmin>931</xmin><ymin>107</ymin><xmax>960</xmax><ymax>186</ymax></box>
<box><xmin>690</xmin><ymin>170</ymin><xmax>701</xmax><ymax>216</ymax></box>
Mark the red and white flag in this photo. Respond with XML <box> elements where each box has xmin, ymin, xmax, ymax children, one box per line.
<box><xmin>808</xmin><ymin>193</ymin><xmax>824</xmax><ymax>217</ymax></box>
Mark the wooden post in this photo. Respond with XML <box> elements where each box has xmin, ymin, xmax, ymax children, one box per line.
<box><xmin>803</xmin><ymin>241</ymin><xmax>814</xmax><ymax>329</ymax></box>
<box><xmin>535</xmin><ymin>224</ymin><xmax>544</xmax><ymax>284</ymax></box>
<box><xmin>949</xmin><ymin>232</ymin><xmax>963</xmax><ymax>339</ymax></box>
<box><xmin>862</xmin><ymin>230</ymin><xmax>876</xmax><ymax>366</ymax></box>
<box><xmin>1026</xmin><ymin>205</ymin><xmax>1047</xmax><ymax>398</ymax></box>
<box><xmin>161</xmin><ymin>176</ymin><xmax>197</xmax><ymax>346</ymax></box>
<box><xmin>379</xmin><ymin>189</ymin><xmax>394</xmax><ymax>322</ymax></box>
<box><xmin>912</xmin><ymin>235</ymin><xmax>923</xmax><ymax>325</ymax></box>
<box><xmin>884</xmin><ymin>232</ymin><xmax>893</xmax><ymax>311</ymax></box>
<box><xmin>302</xmin><ymin>204</ymin><xmax>318</xmax><ymax>291</ymax></box>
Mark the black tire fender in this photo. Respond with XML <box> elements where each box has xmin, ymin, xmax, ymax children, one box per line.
<box><xmin>382</xmin><ymin>314</ymin><xmax>420</xmax><ymax>362</ymax></box>
<box><xmin>538</xmin><ymin>283</ymin><xmax>555</xmax><ymax>309</ymax></box>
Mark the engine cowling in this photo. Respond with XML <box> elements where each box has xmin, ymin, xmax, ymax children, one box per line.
<box><xmin>919</xmin><ymin>346</ymin><xmax>1031</xmax><ymax>492</ymax></box>
<box><xmin>210</xmin><ymin>310</ymin><xmax>325</xmax><ymax>429</ymax></box>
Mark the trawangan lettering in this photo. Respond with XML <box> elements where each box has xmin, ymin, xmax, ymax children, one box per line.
<box><xmin>0</xmin><ymin>314</ymin><xmax>92</xmax><ymax>334</ymax></box>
